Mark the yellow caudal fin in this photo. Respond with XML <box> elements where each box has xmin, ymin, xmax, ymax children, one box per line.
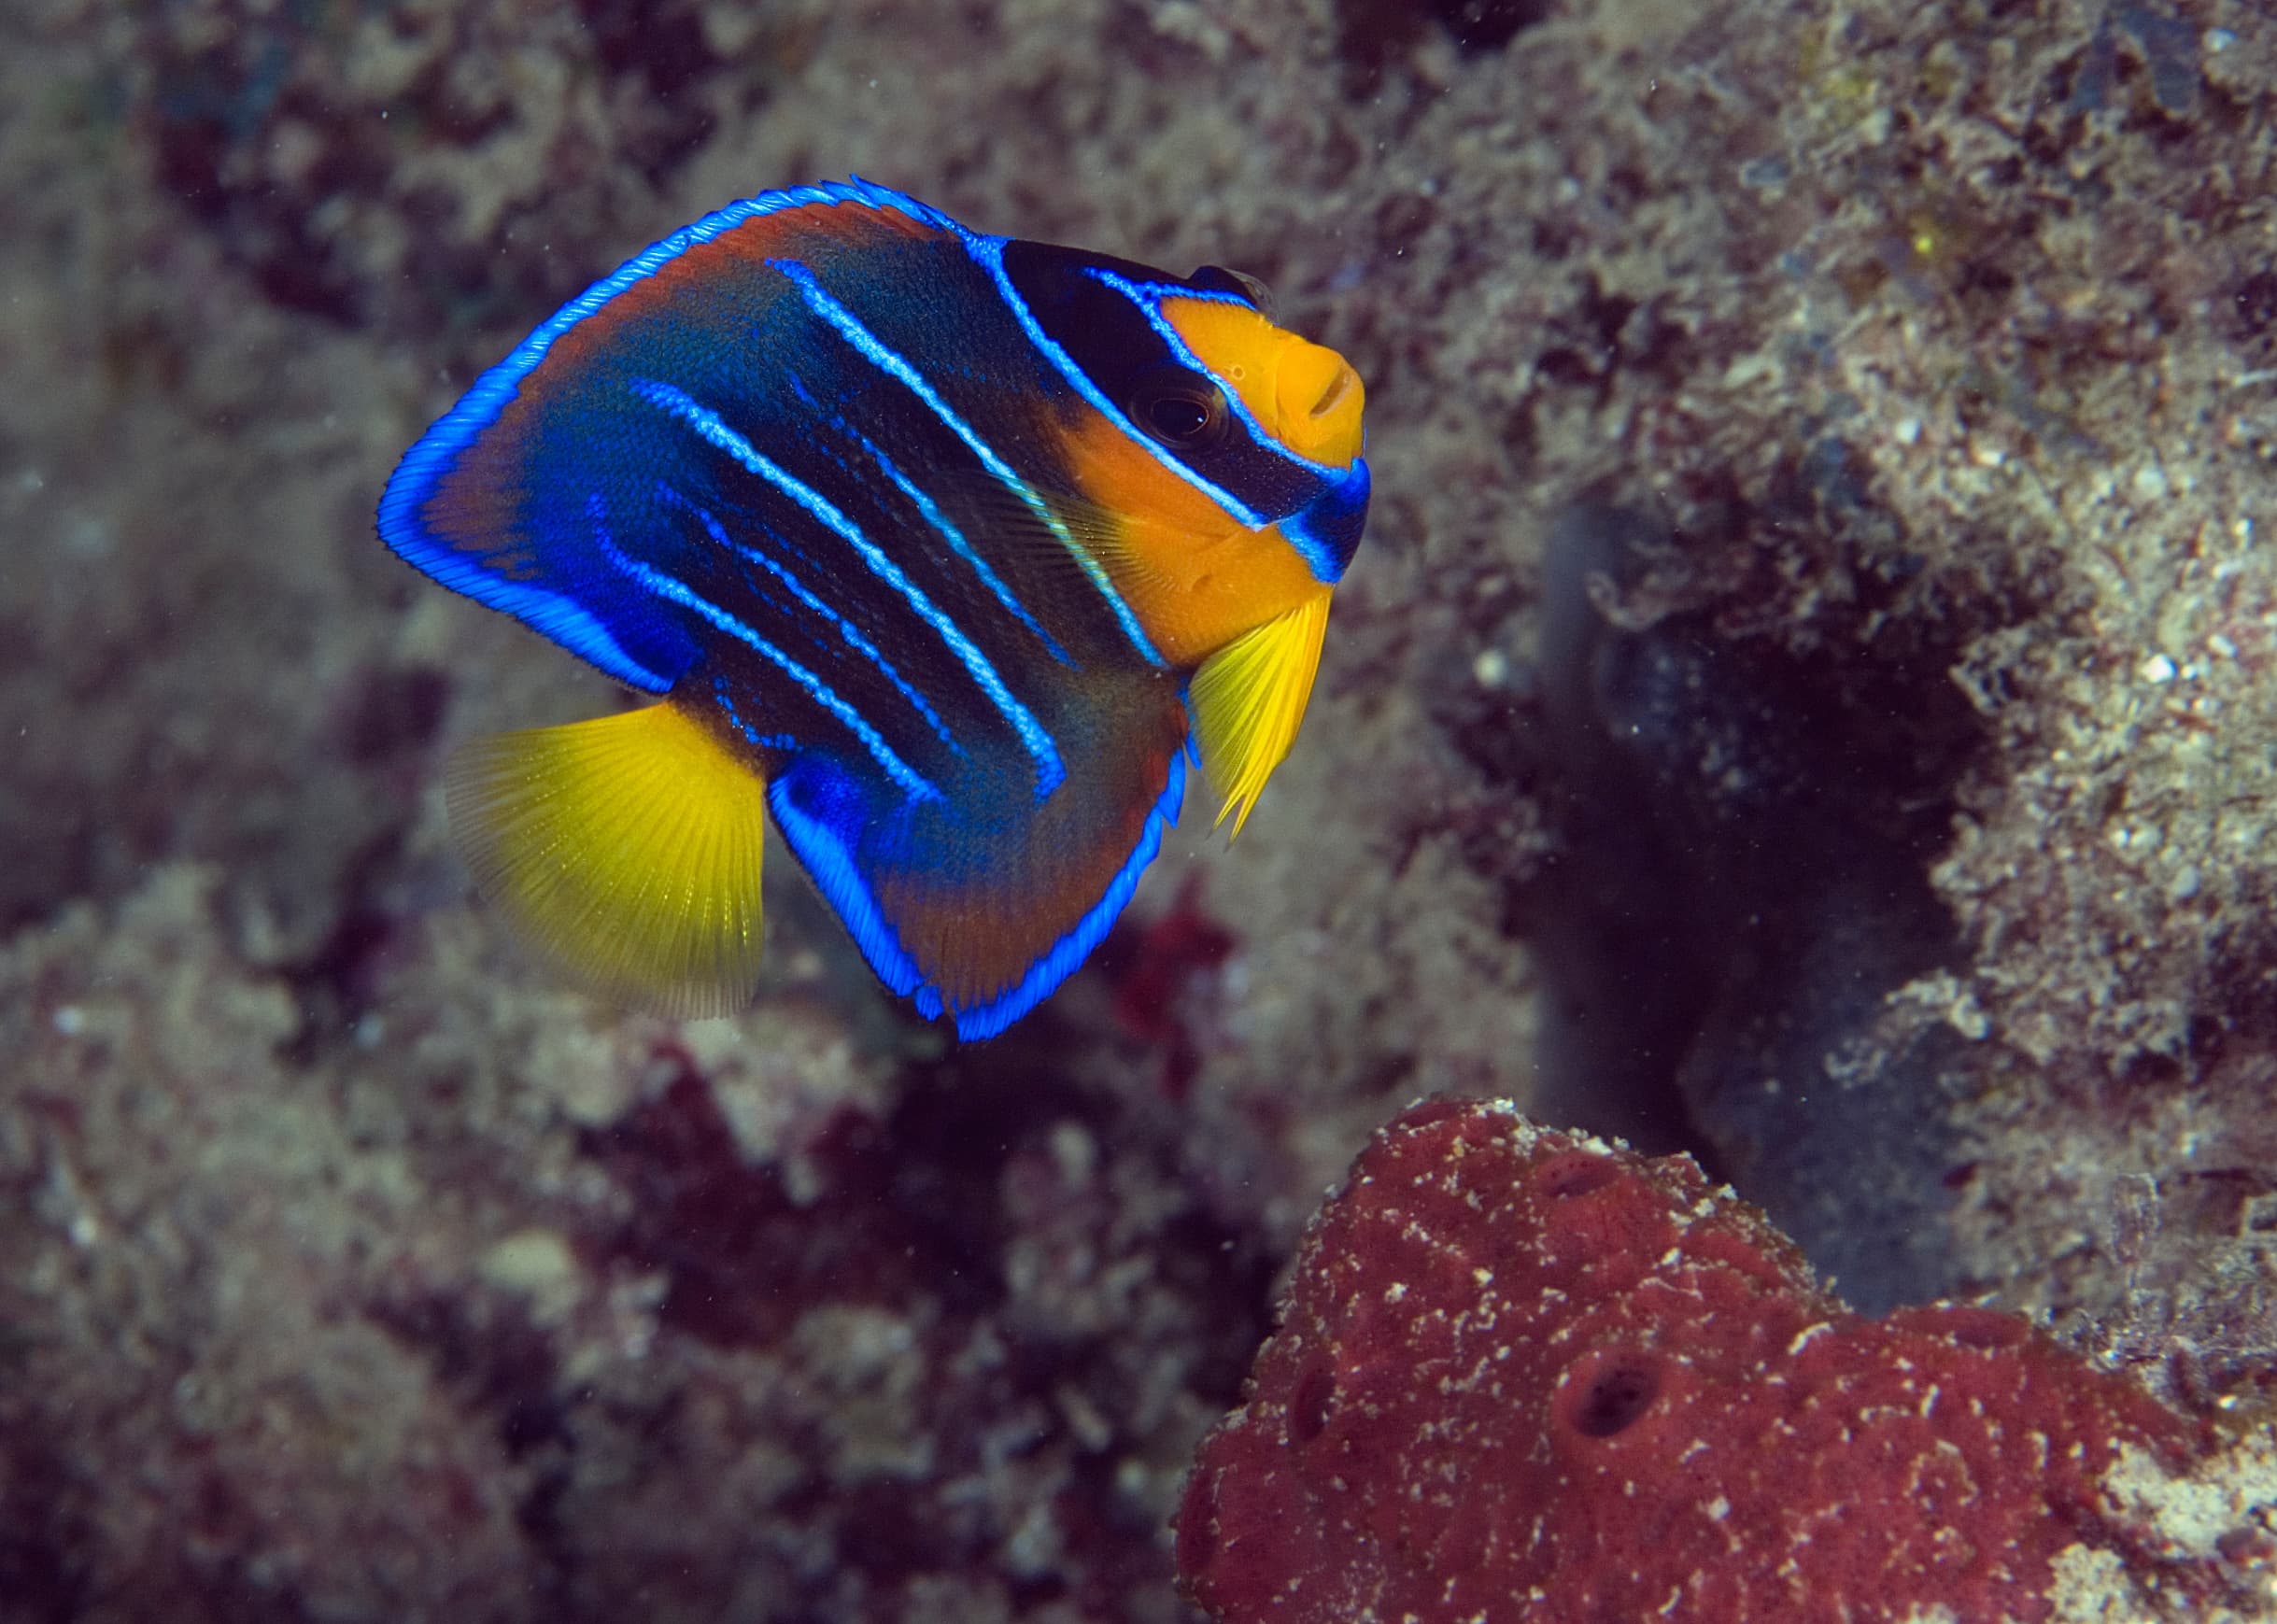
<box><xmin>1186</xmin><ymin>586</ymin><xmax>1332</xmax><ymax>837</ymax></box>
<box><xmin>445</xmin><ymin>701</ymin><xmax>770</xmax><ymax>1019</ymax></box>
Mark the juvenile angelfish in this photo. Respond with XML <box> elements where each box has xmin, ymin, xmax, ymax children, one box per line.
<box><xmin>378</xmin><ymin>178</ymin><xmax>1370</xmax><ymax>1038</ymax></box>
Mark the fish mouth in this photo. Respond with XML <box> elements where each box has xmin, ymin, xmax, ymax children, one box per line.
<box><xmin>1308</xmin><ymin>361</ymin><xmax>1357</xmax><ymax>421</ymax></box>
<box><xmin>1274</xmin><ymin>339</ymin><xmax>1365</xmax><ymax>466</ymax></box>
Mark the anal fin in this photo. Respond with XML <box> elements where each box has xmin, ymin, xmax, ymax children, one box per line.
<box><xmin>766</xmin><ymin>674</ymin><xmax>1192</xmax><ymax>1039</ymax></box>
<box><xmin>446</xmin><ymin>701</ymin><xmax>769</xmax><ymax>1018</ymax></box>
<box><xmin>1186</xmin><ymin>586</ymin><xmax>1332</xmax><ymax>835</ymax></box>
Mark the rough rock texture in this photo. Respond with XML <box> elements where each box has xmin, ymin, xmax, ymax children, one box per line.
<box><xmin>0</xmin><ymin>868</ymin><xmax>1273</xmax><ymax>1621</ymax></box>
<box><xmin>1179</xmin><ymin>1099</ymin><xmax>2277</xmax><ymax>1623</ymax></box>
<box><xmin>5</xmin><ymin>0</ymin><xmax>2277</xmax><ymax>1617</ymax></box>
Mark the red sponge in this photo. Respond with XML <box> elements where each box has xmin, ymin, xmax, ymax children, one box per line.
<box><xmin>1178</xmin><ymin>1098</ymin><xmax>2221</xmax><ymax>1623</ymax></box>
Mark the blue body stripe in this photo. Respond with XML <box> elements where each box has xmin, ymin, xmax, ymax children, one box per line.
<box><xmin>771</xmin><ymin>256</ymin><xmax>1165</xmax><ymax>671</ymax></box>
<box><xmin>634</xmin><ymin>377</ymin><xmax>789</xmax><ymax>487</ymax></box>
<box><xmin>711</xmin><ymin>677</ymin><xmax>795</xmax><ymax>752</ymax></box>
<box><xmin>635</xmin><ymin>377</ymin><xmax>1067</xmax><ymax>799</ymax></box>
<box><xmin>678</xmin><ymin>496</ymin><xmax>959</xmax><ymax>752</ymax></box>
<box><xmin>841</xmin><ymin>424</ymin><xmax>1075</xmax><ymax>668</ymax></box>
<box><xmin>599</xmin><ymin>541</ymin><xmax>939</xmax><ymax>802</ymax></box>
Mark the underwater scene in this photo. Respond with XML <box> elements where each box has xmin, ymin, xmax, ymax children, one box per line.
<box><xmin>4</xmin><ymin>0</ymin><xmax>2276</xmax><ymax>1618</ymax></box>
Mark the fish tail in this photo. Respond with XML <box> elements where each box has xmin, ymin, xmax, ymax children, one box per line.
<box><xmin>445</xmin><ymin>701</ymin><xmax>770</xmax><ymax>1019</ymax></box>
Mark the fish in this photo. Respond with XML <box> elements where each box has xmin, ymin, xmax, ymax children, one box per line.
<box><xmin>376</xmin><ymin>178</ymin><xmax>1370</xmax><ymax>1038</ymax></box>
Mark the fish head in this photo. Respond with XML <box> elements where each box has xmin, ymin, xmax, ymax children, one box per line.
<box><xmin>997</xmin><ymin>237</ymin><xmax>1375</xmax><ymax>658</ymax></box>
<box><xmin>1140</xmin><ymin>286</ymin><xmax>1371</xmax><ymax>586</ymax></box>
<box><xmin>1151</xmin><ymin>285</ymin><xmax>1365</xmax><ymax>472</ymax></box>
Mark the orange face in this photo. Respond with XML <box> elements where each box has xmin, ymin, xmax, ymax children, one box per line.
<box><xmin>1057</xmin><ymin>294</ymin><xmax>1366</xmax><ymax>668</ymax></box>
<box><xmin>1155</xmin><ymin>296</ymin><xmax>1365</xmax><ymax>469</ymax></box>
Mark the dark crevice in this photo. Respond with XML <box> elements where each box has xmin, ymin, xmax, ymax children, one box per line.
<box><xmin>1336</xmin><ymin>0</ymin><xmax>1554</xmax><ymax>96</ymax></box>
<box><xmin>363</xmin><ymin>1287</ymin><xmax>580</xmax><ymax>1611</ymax></box>
<box><xmin>1487</xmin><ymin>486</ymin><xmax>2002</xmax><ymax>1309</ymax></box>
<box><xmin>276</xmin><ymin>822</ymin><xmax>412</xmax><ymax>1065</ymax></box>
<box><xmin>0</xmin><ymin>1433</ymin><xmax>93</xmax><ymax>1624</ymax></box>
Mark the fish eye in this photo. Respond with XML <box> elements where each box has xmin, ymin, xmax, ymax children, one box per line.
<box><xmin>1129</xmin><ymin>371</ymin><xmax>1229</xmax><ymax>449</ymax></box>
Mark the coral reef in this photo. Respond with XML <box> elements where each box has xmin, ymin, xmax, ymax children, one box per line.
<box><xmin>1393</xmin><ymin>0</ymin><xmax>2277</xmax><ymax>1392</ymax></box>
<box><xmin>0</xmin><ymin>868</ymin><xmax>1275</xmax><ymax>1620</ymax></box>
<box><xmin>1179</xmin><ymin>1098</ymin><xmax>2277</xmax><ymax>1623</ymax></box>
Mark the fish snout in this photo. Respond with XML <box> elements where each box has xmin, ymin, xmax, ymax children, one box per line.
<box><xmin>1273</xmin><ymin>339</ymin><xmax>1365</xmax><ymax>467</ymax></box>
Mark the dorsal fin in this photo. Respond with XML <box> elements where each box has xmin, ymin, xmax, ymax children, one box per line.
<box><xmin>375</xmin><ymin>184</ymin><xmax>967</xmax><ymax>691</ymax></box>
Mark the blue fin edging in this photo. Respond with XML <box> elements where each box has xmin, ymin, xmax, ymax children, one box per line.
<box><xmin>769</xmin><ymin>748</ymin><xmax>1188</xmax><ymax>1040</ymax></box>
<box><xmin>766</xmin><ymin>765</ymin><xmax>929</xmax><ymax>1007</ymax></box>
<box><xmin>375</xmin><ymin>177</ymin><xmax>957</xmax><ymax>691</ymax></box>
<box><xmin>951</xmin><ymin>747</ymin><xmax>1187</xmax><ymax>1039</ymax></box>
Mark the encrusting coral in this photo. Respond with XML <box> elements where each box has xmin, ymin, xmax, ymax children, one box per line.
<box><xmin>1178</xmin><ymin>1098</ymin><xmax>2277</xmax><ymax>1623</ymax></box>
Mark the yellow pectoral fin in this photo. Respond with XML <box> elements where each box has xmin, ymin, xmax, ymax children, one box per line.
<box><xmin>445</xmin><ymin>700</ymin><xmax>770</xmax><ymax>1019</ymax></box>
<box><xmin>1187</xmin><ymin>586</ymin><xmax>1333</xmax><ymax>837</ymax></box>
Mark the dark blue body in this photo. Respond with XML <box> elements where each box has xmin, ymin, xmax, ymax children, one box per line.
<box><xmin>378</xmin><ymin>179</ymin><xmax>1365</xmax><ymax>1036</ymax></box>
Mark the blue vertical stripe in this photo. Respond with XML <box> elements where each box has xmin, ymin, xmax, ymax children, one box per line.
<box><xmin>838</xmin><ymin>423</ymin><xmax>1075</xmax><ymax>668</ymax></box>
<box><xmin>672</xmin><ymin>492</ymin><xmax>960</xmax><ymax>753</ymax></box>
<box><xmin>597</xmin><ymin>535</ymin><xmax>940</xmax><ymax>803</ymax></box>
<box><xmin>634</xmin><ymin>377</ymin><xmax>1068</xmax><ymax>799</ymax></box>
<box><xmin>765</xmin><ymin>257</ymin><xmax>1166</xmax><ymax>670</ymax></box>
<box><xmin>1082</xmin><ymin>267</ymin><xmax>1352</xmax><ymax>479</ymax></box>
<box><xmin>962</xmin><ymin>235</ymin><xmax>1264</xmax><ymax>528</ymax></box>
<box><xmin>711</xmin><ymin>676</ymin><xmax>796</xmax><ymax>753</ymax></box>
